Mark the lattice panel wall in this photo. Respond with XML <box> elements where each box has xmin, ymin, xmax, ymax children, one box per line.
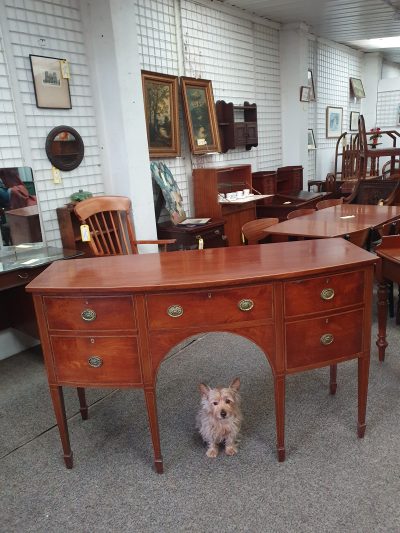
<box><xmin>2</xmin><ymin>0</ymin><xmax>103</xmax><ymax>246</ymax></box>
<box><xmin>136</xmin><ymin>0</ymin><xmax>282</xmax><ymax>216</ymax></box>
<box><xmin>377</xmin><ymin>90</ymin><xmax>400</xmax><ymax>128</ymax></box>
<box><xmin>307</xmin><ymin>38</ymin><xmax>316</xmax><ymax>182</ymax></box>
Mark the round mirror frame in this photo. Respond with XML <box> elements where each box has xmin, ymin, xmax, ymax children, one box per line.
<box><xmin>45</xmin><ymin>125</ymin><xmax>84</xmax><ymax>171</ymax></box>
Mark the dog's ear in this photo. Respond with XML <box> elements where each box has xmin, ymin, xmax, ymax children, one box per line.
<box><xmin>199</xmin><ymin>383</ymin><xmax>210</xmax><ymax>397</ymax></box>
<box><xmin>230</xmin><ymin>377</ymin><xmax>240</xmax><ymax>391</ymax></box>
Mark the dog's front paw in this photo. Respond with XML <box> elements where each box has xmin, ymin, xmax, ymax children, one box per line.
<box><xmin>225</xmin><ymin>445</ymin><xmax>237</xmax><ymax>456</ymax></box>
<box><xmin>206</xmin><ymin>445</ymin><xmax>218</xmax><ymax>458</ymax></box>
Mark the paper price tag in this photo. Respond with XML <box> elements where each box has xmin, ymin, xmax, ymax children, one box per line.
<box><xmin>80</xmin><ymin>224</ymin><xmax>91</xmax><ymax>242</ymax></box>
<box><xmin>197</xmin><ymin>237</ymin><xmax>204</xmax><ymax>250</ymax></box>
<box><xmin>60</xmin><ymin>59</ymin><xmax>70</xmax><ymax>79</ymax></box>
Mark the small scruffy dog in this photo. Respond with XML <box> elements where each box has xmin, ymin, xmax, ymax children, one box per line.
<box><xmin>196</xmin><ymin>377</ymin><xmax>242</xmax><ymax>458</ymax></box>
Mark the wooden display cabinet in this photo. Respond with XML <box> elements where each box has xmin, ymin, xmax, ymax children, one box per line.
<box><xmin>216</xmin><ymin>101</ymin><xmax>258</xmax><ymax>153</ymax></box>
<box><xmin>193</xmin><ymin>164</ymin><xmax>264</xmax><ymax>246</ymax></box>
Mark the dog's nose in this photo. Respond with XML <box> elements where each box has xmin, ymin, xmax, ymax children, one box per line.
<box><xmin>220</xmin><ymin>410</ymin><xmax>227</xmax><ymax>418</ymax></box>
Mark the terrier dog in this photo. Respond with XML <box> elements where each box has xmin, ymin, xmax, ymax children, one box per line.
<box><xmin>196</xmin><ymin>377</ymin><xmax>242</xmax><ymax>458</ymax></box>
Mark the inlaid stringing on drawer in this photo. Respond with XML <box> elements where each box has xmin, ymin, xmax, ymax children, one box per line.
<box><xmin>146</xmin><ymin>284</ymin><xmax>273</xmax><ymax>330</ymax></box>
<box><xmin>284</xmin><ymin>270</ymin><xmax>365</xmax><ymax>317</ymax></box>
<box><xmin>44</xmin><ymin>296</ymin><xmax>136</xmax><ymax>331</ymax></box>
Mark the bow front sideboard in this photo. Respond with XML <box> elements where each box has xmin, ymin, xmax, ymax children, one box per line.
<box><xmin>26</xmin><ymin>239</ymin><xmax>377</xmax><ymax>473</ymax></box>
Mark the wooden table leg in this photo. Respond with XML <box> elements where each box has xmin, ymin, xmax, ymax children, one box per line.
<box><xmin>357</xmin><ymin>355</ymin><xmax>370</xmax><ymax>438</ymax></box>
<box><xmin>76</xmin><ymin>387</ymin><xmax>88</xmax><ymax>420</ymax></box>
<box><xmin>329</xmin><ymin>364</ymin><xmax>337</xmax><ymax>395</ymax></box>
<box><xmin>144</xmin><ymin>386</ymin><xmax>164</xmax><ymax>474</ymax></box>
<box><xmin>49</xmin><ymin>385</ymin><xmax>73</xmax><ymax>469</ymax></box>
<box><xmin>377</xmin><ymin>280</ymin><xmax>389</xmax><ymax>362</ymax></box>
<box><xmin>274</xmin><ymin>375</ymin><xmax>285</xmax><ymax>462</ymax></box>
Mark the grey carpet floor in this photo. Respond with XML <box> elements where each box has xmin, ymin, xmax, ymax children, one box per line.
<box><xmin>1</xmin><ymin>305</ymin><xmax>400</xmax><ymax>532</ymax></box>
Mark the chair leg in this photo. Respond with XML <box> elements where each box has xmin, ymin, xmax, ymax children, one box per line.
<box><xmin>77</xmin><ymin>387</ymin><xmax>89</xmax><ymax>420</ymax></box>
<box><xmin>388</xmin><ymin>281</ymin><xmax>394</xmax><ymax>319</ymax></box>
<box><xmin>396</xmin><ymin>284</ymin><xmax>400</xmax><ymax>325</ymax></box>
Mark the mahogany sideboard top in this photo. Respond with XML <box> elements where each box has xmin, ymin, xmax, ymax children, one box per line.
<box><xmin>27</xmin><ymin>239</ymin><xmax>377</xmax><ymax>473</ymax></box>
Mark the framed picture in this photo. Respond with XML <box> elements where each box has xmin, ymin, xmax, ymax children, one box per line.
<box><xmin>180</xmin><ymin>77</ymin><xmax>221</xmax><ymax>155</ymax></box>
<box><xmin>150</xmin><ymin>161</ymin><xmax>186</xmax><ymax>224</ymax></box>
<box><xmin>308</xmin><ymin>69</ymin><xmax>315</xmax><ymax>101</ymax></box>
<box><xmin>350</xmin><ymin>111</ymin><xmax>360</xmax><ymax>131</ymax></box>
<box><xmin>300</xmin><ymin>86</ymin><xmax>310</xmax><ymax>102</ymax></box>
<box><xmin>326</xmin><ymin>106</ymin><xmax>343</xmax><ymax>138</ymax></box>
<box><xmin>350</xmin><ymin>77</ymin><xmax>365</xmax><ymax>99</ymax></box>
<box><xmin>308</xmin><ymin>128</ymin><xmax>316</xmax><ymax>150</ymax></box>
<box><xmin>29</xmin><ymin>55</ymin><xmax>71</xmax><ymax>109</ymax></box>
<box><xmin>141</xmin><ymin>70</ymin><xmax>181</xmax><ymax>159</ymax></box>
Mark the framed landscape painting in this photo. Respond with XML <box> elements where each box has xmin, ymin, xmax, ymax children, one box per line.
<box><xmin>29</xmin><ymin>55</ymin><xmax>71</xmax><ymax>109</ymax></box>
<box><xmin>141</xmin><ymin>71</ymin><xmax>181</xmax><ymax>158</ymax></box>
<box><xmin>326</xmin><ymin>106</ymin><xmax>343</xmax><ymax>138</ymax></box>
<box><xmin>180</xmin><ymin>77</ymin><xmax>221</xmax><ymax>155</ymax></box>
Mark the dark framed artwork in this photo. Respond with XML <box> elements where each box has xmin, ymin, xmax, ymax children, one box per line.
<box><xmin>29</xmin><ymin>55</ymin><xmax>72</xmax><ymax>109</ymax></box>
<box><xmin>300</xmin><ymin>86</ymin><xmax>310</xmax><ymax>102</ymax></box>
<box><xmin>308</xmin><ymin>69</ymin><xmax>315</xmax><ymax>101</ymax></box>
<box><xmin>180</xmin><ymin>77</ymin><xmax>221</xmax><ymax>155</ymax></box>
<box><xmin>350</xmin><ymin>77</ymin><xmax>365</xmax><ymax>99</ymax></box>
<box><xmin>326</xmin><ymin>106</ymin><xmax>343</xmax><ymax>138</ymax></box>
<box><xmin>350</xmin><ymin>111</ymin><xmax>360</xmax><ymax>131</ymax></box>
<box><xmin>141</xmin><ymin>71</ymin><xmax>181</xmax><ymax>159</ymax></box>
<box><xmin>308</xmin><ymin>128</ymin><xmax>316</xmax><ymax>149</ymax></box>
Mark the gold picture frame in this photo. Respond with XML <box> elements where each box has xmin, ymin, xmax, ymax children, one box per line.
<box><xmin>180</xmin><ymin>77</ymin><xmax>221</xmax><ymax>155</ymax></box>
<box><xmin>141</xmin><ymin>70</ymin><xmax>181</xmax><ymax>159</ymax></box>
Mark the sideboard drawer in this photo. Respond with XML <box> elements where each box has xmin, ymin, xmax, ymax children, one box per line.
<box><xmin>285</xmin><ymin>309</ymin><xmax>364</xmax><ymax>370</ymax></box>
<box><xmin>50</xmin><ymin>336</ymin><xmax>141</xmax><ymax>385</ymax></box>
<box><xmin>284</xmin><ymin>270</ymin><xmax>364</xmax><ymax>317</ymax></box>
<box><xmin>0</xmin><ymin>265</ymin><xmax>48</xmax><ymax>291</ymax></box>
<box><xmin>146</xmin><ymin>284</ymin><xmax>273</xmax><ymax>329</ymax></box>
<box><xmin>44</xmin><ymin>296</ymin><xmax>136</xmax><ymax>331</ymax></box>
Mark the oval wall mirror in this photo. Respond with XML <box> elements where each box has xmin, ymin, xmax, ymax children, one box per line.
<box><xmin>45</xmin><ymin>125</ymin><xmax>84</xmax><ymax>171</ymax></box>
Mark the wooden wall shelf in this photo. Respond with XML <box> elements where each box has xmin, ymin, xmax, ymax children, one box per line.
<box><xmin>216</xmin><ymin>101</ymin><xmax>258</xmax><ymax>153</ymax></box>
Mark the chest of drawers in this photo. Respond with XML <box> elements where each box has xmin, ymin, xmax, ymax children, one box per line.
<box><xmin>27</xmin><ymin>239</ymin><xmax>377</xmax><ymax>473</ymax></box>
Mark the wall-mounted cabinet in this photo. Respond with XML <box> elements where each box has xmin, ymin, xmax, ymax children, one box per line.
<box><xmin>216</xmin><ymin>101</ymin><xmax>258</xmax><ymax>153</ymax></box>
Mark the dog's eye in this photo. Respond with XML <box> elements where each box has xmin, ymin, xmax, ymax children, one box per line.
<box><xmin>225</xmin><ymin>399</ymin><xmax>231</xmax><ymax>404</ymax></box>
<box><xmin>213</xmin><ymin>401</ymin><xmax>218</xmax><ymax>405</ymax></box>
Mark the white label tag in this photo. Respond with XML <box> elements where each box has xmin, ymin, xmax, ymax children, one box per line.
<box><xmin>80</xmin><ymin>224</ymin><xmax>91</xmax><ymax>241</ymax></box>
<box><xmin>198</xmin><ymin>237</ymin><xmax>204</xmax><ymax>250</ymax></box>
<box><xmin>197</xmin><ymin>138</ymin><xmax>207</xmax><ymax>146</ymax></box>
<box><xmin>60</xmin><ymin>59</ymin><xmax>70</xmax><ymax>79</ymax></box>
<box><xmin>340</xmin><ymin>215</ymin><xmax>355</xmax><ymax>219</ymax></box>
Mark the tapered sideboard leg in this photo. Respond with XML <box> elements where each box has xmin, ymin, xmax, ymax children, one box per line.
<box><xmin>357</xmin><ymin>355</ymin><xmax>370</xmax><ymax>439</ymax></box>
<box><xmin>274</xmin><ymin>375</ymin><xmax>286</xmax><ymax>462</ymax></box>
<box><xmin>49</xmin><ymin>385</ymin><xmax>73</xmax><ymax>469</ymax></box>
<box><xmin>377</xmin><ymin>280</ymin><xmax>389</xmax><ymax>362</ymax></box>
<box><xmin>329</xmin><ymin>364</ymin><xmax>337</xmax><ymax>395</ymax></box>
<box><xmin>144</xmin><ymin>386</ymin><xmax>164</xmax><ymax>473</ymax></box>
<box><xmin>76</xmin><ymin>387</ymin><xmax>88</xmax><ymax>420</ymax></box>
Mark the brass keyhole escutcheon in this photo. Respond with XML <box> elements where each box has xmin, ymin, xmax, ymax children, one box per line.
<box><xmin>320</xmin><ymin>333</ymin><xmax>334</xmax><ymax>346</ymax></box>
<box><xmin>88</xmin><ymin>356</ymin><xmax>103</xmax><ymax>368</ymax></box>
<box><xmin>167</xmin><ymin>305</ymin><xmax>184</xmax><ymax>318</ymax></box>
<box><xmin>81</xmin><ymin>308</ymin><xmax>96</xmax><ymax>321</ymax></box>
<box><xmin>238</xmin><ymin>299</ymin><xmax>254</xmax><ymax>312</ymax></box>
<box><xmin>321</xmin><ymin>288</ymin><xmax>334</xmax><ymax>300</ymax></box>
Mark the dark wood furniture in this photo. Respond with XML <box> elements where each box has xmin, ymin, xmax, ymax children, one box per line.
<box><xmin>27</xmin><ymin>239</ymin><xmax>376</xmax><ymax>473</ymax></box>
<box><xmin>376</xmin><ymin>236</ymin><xmax>400</xmax><ymax>361</ymax></box>
<box><xmin>316</xmin><ymin>197</ymin><xmax>344</xmax><ymax>210</ymax></box>
<box><xmin>256</xmin><ymin>191</ymin><xmax>331</xmax><ymax>221</ymax></box>
<box><xmin>216</xmin><ymin>101</ymin><xmax>258</xmax><ymax>152</ymax></box>
<box><xmin>241</xmin><ymin>217</ymin><xmax>279</xmax><ymax>244</ymax></box>
<box><xmin>7</xmin><ymin>205</ymin><xmax>42</xmax><ymax>245</ymax></box>
<box><xmin>57</xmin><ymin>203</ymin><xmax>92</xmax><ymax>255</ymax></box>
<box><xmin>345</xmin><ymin>177</ymin><xmax>400</xmax><ymax>206</ymax></box>
<box><xmin>252</xmin><ymin>166</ymin><xmax>304</xmax><ymax>198</ymax></box>
<box><xmin>157</xmin><ymin>218</ymin><xmax>227</xmax><ymax>250</ymax></box>
<box><xmin>266</xmin><ymin>204</ymin><xmax>400</xmax><ymax>242</ymax></box>
<box><xmin>193</xmin><ymin>164</ymin><xmax>270</xmax><ymax>246</ymax></box>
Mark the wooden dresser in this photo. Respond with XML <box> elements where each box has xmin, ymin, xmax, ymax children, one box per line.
<box><xmin>27</xmin><ymin>239</ymin><xmax>377</xmax><ymax>473</ymax></box>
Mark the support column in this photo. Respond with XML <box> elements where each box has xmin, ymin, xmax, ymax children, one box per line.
<box><xmin>362</xmin><ymin>52</ymin><xmax>383</xmax><ymax>130</ymax></box>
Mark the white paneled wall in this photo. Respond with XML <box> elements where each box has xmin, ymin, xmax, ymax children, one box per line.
<box><xmin>1</xmin><ymin>0</ymin><xmax>103</xmax><ymax>246</ymax></box>
<box><xmin>377</xmin><ymin>89</ymin><xmax>400</xmax><ymax>128</ymax></box>
<box><xmin>136</xmin><ymin>0</ymin><xmax>281</xmax><ymax>216</ymax></box>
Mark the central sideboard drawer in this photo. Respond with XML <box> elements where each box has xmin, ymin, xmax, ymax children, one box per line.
<box><xmin>284</xmin><ymin>270</ymin><xmax>364</xmax><ymax>317</ymax></box>
<box><xmin>285</xmin><ymin>309</ymin><xmax>364</xmax><ymax>370</ymax></box>
<box><xmin>50</xmin><ymin>336</ymin><xmax>141</xmax><ymax>385</ymax></box>
<box><xmin>146</xmin><ymin>284</ymin><xmax>273</xmax><ymax>329</ymax></box>
<box><xmin>44</xmin><ymin>296</ymin><xmax>136</xmax><ymax>331</ymax></box>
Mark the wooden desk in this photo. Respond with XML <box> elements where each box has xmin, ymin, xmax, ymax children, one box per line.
<box><xmin>27</xmin><ymin>239</ymin><xmax>377</xmax><ymax>473</ymax></box>
<box><xmin>265</xmin><ymin>204</ymin><xmax>400</xmax><ymax>239</ymax></box>
<box><xmin>376</xmin><ymin>236</ymin><xmax>400</xmax><ymax>361</ymax></box>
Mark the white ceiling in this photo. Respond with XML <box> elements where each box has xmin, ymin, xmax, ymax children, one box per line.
<box><xmin>218</xmin><ymin>0</ymin><xmax>400</xmax><ymax>63</ymax></box>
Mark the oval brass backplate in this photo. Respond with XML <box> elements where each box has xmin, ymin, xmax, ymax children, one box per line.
<box><xmin>320</xmin><ymin>288</ymin><xmax>335</xmax><ymax>300</ymax></box>
<box><xmin>167</xmin><ymin>305</ymin><xmax>184</xmax><ymax>318</ymax></box>
<box><xmin>238</xmin><ymin>299</ymin><xmax>254</xmax><ymax>312</ymax></box>
<box><xmin>88</xmin><ymin>356</ymin><xmax>103</xmax><ymax>368</ymax></box>
<box><xmin>320</xmin><ymin>333</ymin><xmax>334</xmax><ymax>346</ymax></box>
<box><xmin>81</xmin><ymin>308</ymin><xmax>97</xmax><ymax>322</ymax></box>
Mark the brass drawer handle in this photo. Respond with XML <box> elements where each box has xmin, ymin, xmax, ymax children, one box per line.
<box><xmin>238</xmin><ymin>299</ymin><xmax>254</xmax><ymax>312</ymax></box>
<box><xmin>321</xmin><ymin>288</ymin><xmax>335</xmax><ymax>300</ymax></box>
<box><xmin>18</xmin><ymin>272</ymin><xmax>29</xmax><ymax>279</ymax></box>
<box><xmin>167</xmin><ymin>305</ymin><xmax>184</xmax><ymax>318</ymax></box>
<box><xmin>88</xmin><ymin>356</ymin><xmax>103</xmax><ymax>368</ymax></box>
<box><xmin>320</xmin><ymin>333</ymin><xmax>334</xmax><ymax>346</ymax></box>
<box><xmin>81</xmin><ymin>308</ymin><xmax>97</xmax><ymax>322</ymax></box>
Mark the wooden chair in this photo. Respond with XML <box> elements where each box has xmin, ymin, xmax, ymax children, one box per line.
<box><xmin>286</xmin><ymin>208</ymin><xmax>315</xmax><ymax>219</ymax></box>
<box><xmin>316</xmin><ymin>197</ymin><xmax>344</xmax><ymax>210</ymax></box>
<box><xmin>344</xmin><ymin>228</ymin><xmax>371</xmax><ymax>249</ymax></box>
<box><xmin>241</xmin><ymin>218</ymin><xmax>279</xmax><ymax>244</ymax></box>
<box><xmin>74</xmin><ymin>195</ymin><xmax>175</xmax><ymax>256</ymax></box>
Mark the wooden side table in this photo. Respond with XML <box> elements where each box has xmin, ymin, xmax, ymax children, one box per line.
<box><xmin>157</xmin><ymin>218</ymin><xmax>227</xmax><ymax>250</ymax></box>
